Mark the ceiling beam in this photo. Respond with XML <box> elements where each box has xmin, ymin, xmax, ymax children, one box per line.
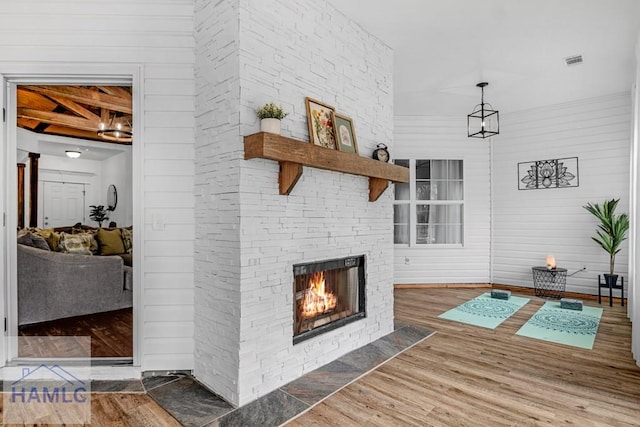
<box><xmin>47</xmin><ymin>95</ymin><xmax>102</xmax><ymax>122</ymax></box>
<box><xmin>17</xmin><ymin>88</ymin><xmax>58</xmax><ymax>111</ymax></box>
<box><xmin>22</xmin><ymin>85</ymin><xmax>132</xmax><ymax>114</ymax></box>
<box><xmin>17</xmin><ymin>117</ymin><xmax>41</xmax><ymax>130</ymax></box>
<box><xmin>42</xmin><ymin>125</ymin><xmax>103</xmax><ymax>141</ymax></box>
<box><xmin>97</xmin><ymin>86</ymin><xmax>132</xmax><ymax>99</ymax></box>
<box><xmin>43</xmin><ymin>125</ymin><xmax>130</xmax><ymax>145</ymax></box>
<box><xmin>18</xmin><ymin>108</ymin><xmax>100</xmax><ymax>132</ymax></box>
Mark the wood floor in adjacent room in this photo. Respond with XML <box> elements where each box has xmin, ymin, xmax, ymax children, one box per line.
<box><xmin>288</xmin><ymin>288</ymin><xmax>640</xmax><ymax>426</ymax></box>
<box><xmin>18</xmin><ymin>308</ymin><xmax>132</xmax><ymax>358</ymax></box>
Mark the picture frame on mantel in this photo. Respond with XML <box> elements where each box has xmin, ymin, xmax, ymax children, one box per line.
<box><xmin>333</xmin><ymin>113</ymin><xmax>359</xmax><ymax>154</ymax></box>
<box><xmin>305</xmin><ymin>97</ymin><xmax>337</xmax><ymax>150</ymax></box>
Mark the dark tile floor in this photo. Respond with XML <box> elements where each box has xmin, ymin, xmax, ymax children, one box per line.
<box><xmin>82</xmin><ymin>321</ymin><xmax>434</xmax><ymax>427</ymax></box>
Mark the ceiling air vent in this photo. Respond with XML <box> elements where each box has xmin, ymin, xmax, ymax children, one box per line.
<box><xmin>564</xmin><ymin>54</ymin><xmax>583</xmax><ymax>66</ymax></box>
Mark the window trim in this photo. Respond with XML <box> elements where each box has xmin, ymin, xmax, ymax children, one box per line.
<box><xmin>393</xmin><ymin>158</ymin><xmax>465</xmax><ymax>248</ymax></box>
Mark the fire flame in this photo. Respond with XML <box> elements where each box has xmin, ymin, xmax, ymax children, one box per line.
<box><xmin>301</xmin><ymin>272</ymin><xmax>337</xmax><ymax>318</ymax></box>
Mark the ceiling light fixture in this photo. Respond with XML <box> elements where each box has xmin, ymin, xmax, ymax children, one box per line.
<box><xmin>467</xmin><ymin>82</ymin><xmax>499</xmax><ymax>139</ymax></box>
<box><xmin>97</xmin><ymin>113</ymin><xmax>133</xmax><ymax>143</ymax></box>
<box><xmin>65</xmin><ymin>150</ymin><xmax>82</xmax><ymax>159</ymax></box>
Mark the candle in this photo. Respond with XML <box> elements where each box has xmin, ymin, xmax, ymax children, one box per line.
<box><xmin>546</xmin><ymin>255</ymin><xmax>556</xmax><ymax>270</ymax></box>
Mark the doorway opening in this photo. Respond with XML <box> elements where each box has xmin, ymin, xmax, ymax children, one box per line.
<box><xmin>9</xmin><ymin>82</ymin><xmax>136</xmax><ymax>362</ymax></box>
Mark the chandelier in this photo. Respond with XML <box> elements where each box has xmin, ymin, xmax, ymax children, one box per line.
<box><xmin>97</xmin><ymin>113</ymin><xmax>132</xmax><ymax>143</ymax></box>
<box><xmin>467</xmin><ymin>82</ymin><xmax>499</xmax><ymax>139</ymax></box>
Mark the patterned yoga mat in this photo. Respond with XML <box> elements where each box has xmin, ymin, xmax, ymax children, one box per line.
<box><xmin>438</xmin><ymin>292</ymin><xmax>530</xmax><ymax>329</ymax></box>
<box><xmin>516</xmin><ymin>301</ymin><xmax>603</xmax><ymax>349</ymax></box>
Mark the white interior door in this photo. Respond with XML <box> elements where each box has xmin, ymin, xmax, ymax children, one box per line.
<box><xmin>42</xmin><ymin>182</ymin><xmax>85</xmax><ymax>228</ymax></box>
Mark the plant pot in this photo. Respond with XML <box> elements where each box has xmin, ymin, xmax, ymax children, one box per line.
<box><xmin>260</xmin><ymin>118</ymin><xmax>281</xmax><ymax>134</ymax></box>
<box><xmin>604</xmin><ymin>273</ymin><xmax>619</xmax><ymax>287</ymax></box>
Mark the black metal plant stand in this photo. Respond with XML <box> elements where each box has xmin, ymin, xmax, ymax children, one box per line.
<box><xmin>531</xmin><ymin>267</ymin><xmax>567</xmax><ymax>299</ymax></box>
<box><xmin>598</xmin><ymin>275</ymin><xmax>624</xmax><ymax>307</ymax></box>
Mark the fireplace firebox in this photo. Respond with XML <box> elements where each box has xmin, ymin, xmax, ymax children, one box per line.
<box><xmin>293</xmin><ymin>255</ymin><xmax>366</xmax><ymax>344</ymax></box>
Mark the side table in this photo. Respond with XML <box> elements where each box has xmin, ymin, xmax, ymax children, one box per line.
<box><xmin>531</xmin><ymin>266</ymin><xmax>567</xmax><ymax>299</ymax></box>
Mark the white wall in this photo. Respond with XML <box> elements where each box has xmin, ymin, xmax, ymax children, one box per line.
<box><xmin>102</xmin><ymin>152</ymin><xmax>133</xmax><ymax>227</ymax></box>
<box><xmin>193</xmin><ymin>0</ymin><xmax>242</xmax><ymax>404</ymax></box>
<box><xmin>18</xmin><ymin>129</ymin><xmax>99</xmax><ymax>228</ymax></box>
<box><xmin>16</xmin><ymin>119</ymin><xmax>133</xmax><ymax>228</ymax></box>
<box><xmin>1</xmin><ymin>0</ymin><xmax>196</xmax><ymax>371</ymax></box>
<box><xmin>195</xmin><ymin>0</ymin><xmax>394</xmax><ymax>406</ymax></box>
<box><xmin>393</xmin><ymin>116</ymin><xmax>491</xmax><ymax>284</ymax></box>
<box><xmin>492</xmin><ymin>93</ymin><xmax>632</xmax><ymax>294</ymax></box>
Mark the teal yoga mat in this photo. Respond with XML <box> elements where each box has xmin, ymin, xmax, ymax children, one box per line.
<box><xmin>516</xmin><ymin>301</ymin><xmax>603</xmax><ymax>349</ymax></box>
<box><xmin>438</xmin><ymin>292</ymin><xmax>530</xmax><ymax>329</ymax></box>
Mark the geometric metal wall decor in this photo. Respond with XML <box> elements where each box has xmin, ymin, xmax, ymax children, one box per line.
<box><xmin>518</xmin><ymin>157</ymin><xmax>579</xmax><ymax>190</ymax></box>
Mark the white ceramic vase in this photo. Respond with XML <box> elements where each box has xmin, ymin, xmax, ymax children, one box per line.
<box><xmin>260</xmin><ymin>118</ymin><xmax>281</xmax><ymax>134</ymax></box>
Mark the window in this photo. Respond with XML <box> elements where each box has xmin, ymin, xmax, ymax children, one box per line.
<box><xmin>394</xmin><ymin>159</ymin><xmax>464</xmax><ymax>245</ymax></box>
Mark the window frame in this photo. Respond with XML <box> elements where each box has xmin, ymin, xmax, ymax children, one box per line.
<box><xmin>393</xmin><ymin>158</ymin><xmax>465</xmax><ymax>248</ymax></box>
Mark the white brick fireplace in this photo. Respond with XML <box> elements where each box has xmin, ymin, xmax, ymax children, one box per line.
<box><xmin>194</xmin><ymin>0</ymin><xmax>394</xmax><ymax>406</ymax></box>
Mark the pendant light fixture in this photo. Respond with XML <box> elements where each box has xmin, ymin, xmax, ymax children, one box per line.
<box><xmin>97</xmin><ymin>113</ymin><xmax>133</xmax><ymax>143</ymax></box>
<box><xmin>467</xmin><ymin>82</ymin><xmax>499</xmax><ymax>139</ymax></box>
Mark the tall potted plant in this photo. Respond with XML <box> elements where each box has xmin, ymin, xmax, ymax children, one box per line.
<box><xmin>89</xmin><ymin>205</ymin><xmax>110</xmax><ymax>228</ymax></box>
<box><xmin>583</xmin><ymin>198</ymin><xmax>629</xmax><ymax>286</ymax></box>
<box><xmin>255</xmin><ymin>102</ymin><xmax>288</xmax><ymax>134</ymax></box>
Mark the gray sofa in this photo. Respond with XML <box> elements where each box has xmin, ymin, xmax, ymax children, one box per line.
<box><xmin>18</xmin><ymin>244</ymin><xmax>132</xmax><ymax>326</ymax></box>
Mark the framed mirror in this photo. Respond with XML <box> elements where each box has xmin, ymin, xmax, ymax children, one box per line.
<box><xmin>107</xmin><ymin>184</ymin><xmax>118</xmax><ymax>211</ymax></box>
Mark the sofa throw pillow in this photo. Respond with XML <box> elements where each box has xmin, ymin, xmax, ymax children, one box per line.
<box><xmin>87</xmin><ymin>230</ymin><xmax>99</xmax><ymax>254</ymax></box>
<box><xmin>32</xmin><ymin>227</ymin><xmax>52</xmax><ymax>239</ymax></box>
<box><xmin>17</xmin><ymin>231</ymin><xmax>51</xmax><ymax>251</ymax></box>
<box><xmin>121</xmin><ymin>228</ymin><xmax>133</xmax><ymax>254</ymax></box>
<box><xmin>75</xmin><ymin>227</ymin><xmax>100</xmax><ymax>254</ymax></box>
<box><xmin>58</xmin><ymin>232</ymin><xmax>93</xmax><ymax>255</ymax></box>
<box><xmin>46</xmin><ymin>231</ymin><xmax>61</xmax><ymax>252</ymax></box>
<box><xmin>29</xmin><ymin>227</ymin><xmax>61</xmax><ymax>251</ymax></box>
<box><xmin>96</xmin><ymin>228</ymin><xmax>125</xmax><ymax>256</ymax></box>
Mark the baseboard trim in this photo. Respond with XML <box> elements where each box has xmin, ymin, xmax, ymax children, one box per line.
<box><xmin>394</xmin><ymin>283</ymin><xmax>625</xmax><ymax>305</ymax></box>
<box><xmin>394</xmin><ymin>283</ymin><xmax>491</xmax><ymax>289</ymax></box>
<box><xmin>491</xmin><ymin>283</ymin><xmax>626</xmax><ymax>304</ymax></box>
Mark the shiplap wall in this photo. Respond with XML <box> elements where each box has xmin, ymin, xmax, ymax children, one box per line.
<box><xmin>393</xmin><ymin>116</ymin><xmax>491</xmax><ymax>284</ymax></box>
<box><xmin>492</xmin><ymin>93</ymin><xmax>632</xmax><ymax>294</ymax></box>
<box><xmin>0</xmin><ymin>1</ymin><xmax>196</xmax><ymax>370</ymax></box>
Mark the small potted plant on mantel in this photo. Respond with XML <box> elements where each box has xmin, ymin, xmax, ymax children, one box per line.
<box><xmin>255</xmin><ymin>102</ymin><xmax>288</xmax><ymax>135</ymax></box>
<box><xmin>583</xmin><ymin>198</ymin><xmax>629</xmax><ymax>287</ymax></box>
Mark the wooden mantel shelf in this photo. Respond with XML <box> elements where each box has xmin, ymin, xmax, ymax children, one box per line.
<box><xmin>244</xmin><ymin>132</ymin><xmax>409</xmax><ymax>202</ymax></box>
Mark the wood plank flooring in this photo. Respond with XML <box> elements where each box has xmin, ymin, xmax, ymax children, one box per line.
<box><xmin>18</xmin><ymin>308</ymin><xmax>133</xmax><ymax>358</ymax></box>
<box><xmin>0</xmin><ymin>392</ymin><xmax>182</xmax><ymax>427</ymax></box>
<box><xmin>7</xmin><ymin>288</ymin><xmax>640</xmax><ymax>426</ymax></box>
<box><xmin>288</xmin><ymin>288</ymin><xmax>640</xmax><ymax>426</ymax></box>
